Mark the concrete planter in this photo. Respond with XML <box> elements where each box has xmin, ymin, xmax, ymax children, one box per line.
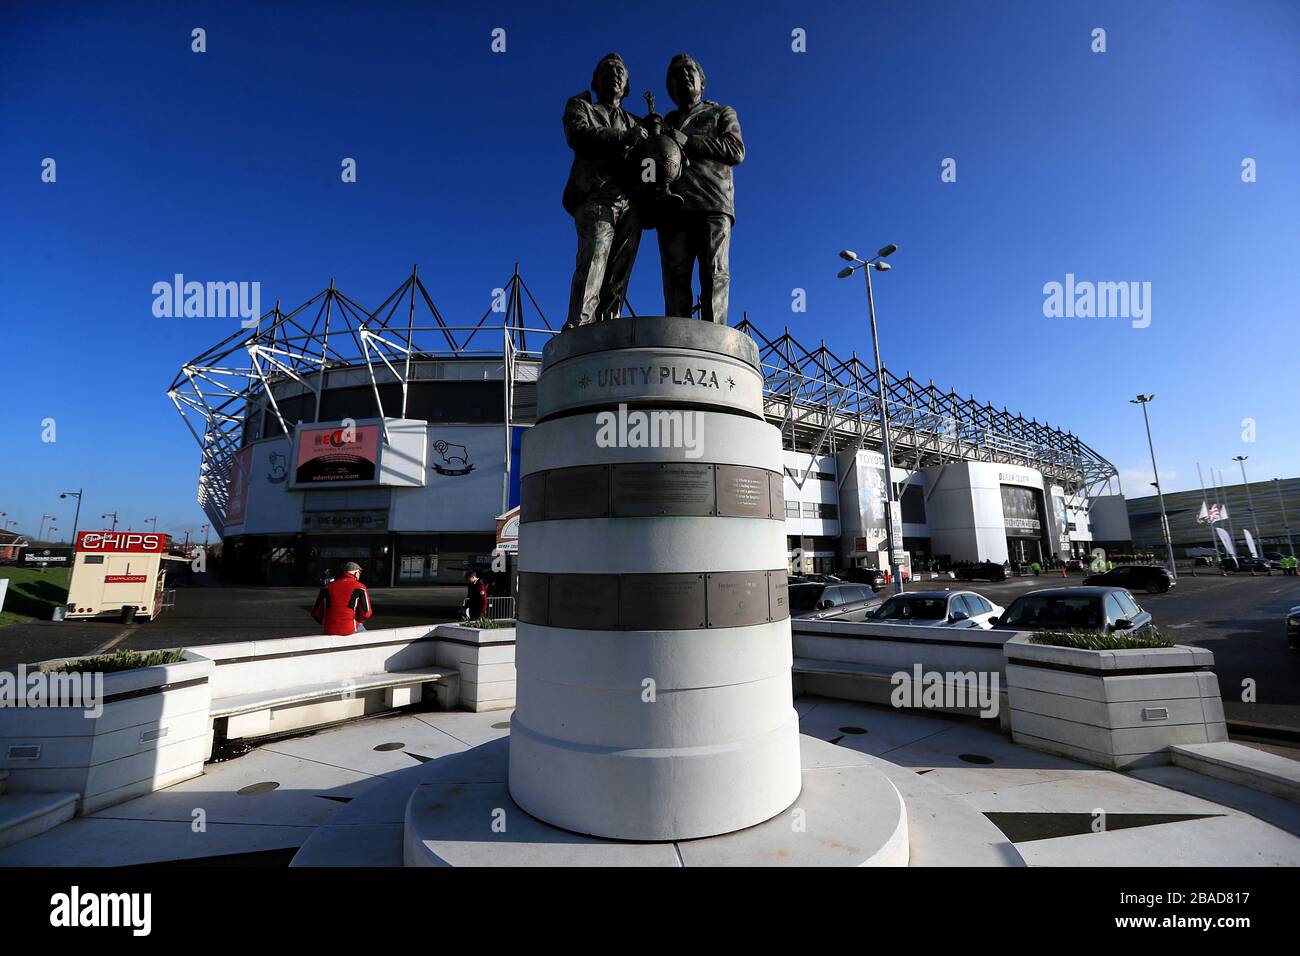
<box><xmin>0</xmin><ymin>651</ymin><xmax>213</xmax><ymax>812</ymax></box>
<box><xmin>433</xmin><ymin>624</ymin><xmax>516</xmax><ymax>712</ymax></box>
<box><xmin>1004</xmin><ymin>635</ymin><xmax>1227</xmax><ymax>769</ymax></box>
<box><xmin>792</xmin><ymin>619</ymin><xmax>1011</xmax><ymax>727</ymax></box>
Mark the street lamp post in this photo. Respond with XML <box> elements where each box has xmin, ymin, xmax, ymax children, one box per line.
<box><xmin>37</xmin><ymin>513</ymin><xmax>57</xmax><ymax>543</ymax></box>
<box><xmin>838</xmin><ymin>243</ymin><xmax>903</xmax><ymax>594</ymax></box>
<box><xmin>200</xmin><ymin>524</ymin><xmax>211</xmax><ymax>548</ymax></box>
<box><xmin>1274</xmin><ymin>479</ymin><xmax>1296</xmax><ymax>558</ymax></box>
<box><xmin>144</xmin><ymin>516</ymin><xmax>157</xmax><ymax>533</ymax></box>
<box><xmin>60</xmin><ymin>489</ymin><xmax>83</xmax><ymax>547</ymax></box>
<box><xmin>1232</xmin><ymin>456</ymin><xmax>1263</xmax><ymax>556</ymax></box>
<box><xmin>1130</xmin><ymin>395</ymin><xmax>1176</xmax><ymax>579</ymax></box>
<box><xmin>101</xmin><ymin>512</ymin><xmax>119</xmax><ymax>532</ymax></box>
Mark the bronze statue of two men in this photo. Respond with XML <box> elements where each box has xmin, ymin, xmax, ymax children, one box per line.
<box><xmin>562</xmin><ymin>53</ymin><xmax>744</xmax><ymax>330</ymax></box>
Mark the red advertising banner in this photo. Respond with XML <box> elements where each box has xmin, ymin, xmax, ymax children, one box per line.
<box><xmin>294</xmin><ymin>424</ymin><xmax>380</xmax><ymax>484</ymax></box>
<box><xmin>226</xmin><ymin>446</ymin><xmax>253</xmax><ymax>525</ymax></box>
<box><xmin>76</xmin><ymin>532</ymin><xmax>170</xmax><ymax>553</ymax></box>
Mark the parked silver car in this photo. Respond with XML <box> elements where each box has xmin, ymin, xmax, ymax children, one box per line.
<box><xmin>867</xmin><ymin>590</ymin><xmax>1004</xmax><ymax>629</ymax></box>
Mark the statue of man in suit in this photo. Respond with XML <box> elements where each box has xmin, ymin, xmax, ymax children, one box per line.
<box><xmin>561</xmin><ymin>52</ymin><xmax>648</xmax><ymax>330</ymax></box>
<box><xmin>656</xmin><ymin>54</ymin><xmax>745</xmax><ymax>325</ymax></box>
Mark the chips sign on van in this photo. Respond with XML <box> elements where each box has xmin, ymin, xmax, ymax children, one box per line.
<box><xmin>76</xmin><ymin>532</ymin><xmax>168</xmax><ymax>553</ymax></box>
<box><xmin>67</xmin><ymin>531</ymin><xmax>181</xmax><ymax>623</ymax></box>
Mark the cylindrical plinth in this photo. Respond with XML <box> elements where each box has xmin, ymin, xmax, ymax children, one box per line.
<box><xmin>508</xmin><ymin>317</ymin><xmax>802</xmax><ymax>841</ymax></box>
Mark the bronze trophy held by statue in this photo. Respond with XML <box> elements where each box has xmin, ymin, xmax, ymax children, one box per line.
<box><xmin>627</xmin><ymin>91</ymin><xmax>686</xmax><ymax>229</ymax></box>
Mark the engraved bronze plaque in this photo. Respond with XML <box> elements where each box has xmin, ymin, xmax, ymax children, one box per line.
<box><xmin>516</xmin><ymin>572</ymin><xmax>550</xmax><ymax>625</ymax></box>
<box><xmin>706</xmin><ymin>570</ymin><xmax>772</xmax><ymax>628</ymax></box>
<box><xmin>618</xmin><ymin>573</ymin><xmax>707</xmax><ymax>630</ymax></box>
<box><xmin>767</xmin><ymin>569</ymin><xmax>790</xmax><ymax>621</ymax></box>
<box><xmin>610</xmin><ymin>462</ymin><xmax>715</xmax><ymax>516</ymax></box>
<box><xmin>545</xmin><ymin>464</ymin><xmax>609</xmax><ymax>519</ymax></box>
<box><xmin>768</xmin><ymin>471</ymin><xmax>785</xmax><ymax>520</ymax></box>
<box><xmin>548</xmin><ymin>574</ymin><xmax>619</xmax><ymax>630</ymax></box>
<box><xmin>716</xmin><ymin>464</ymin><xmax>773</xmax><ymax>518</ymax></box>
<box><xmin>520</xmin><ymin>473</ymin><xmax>547</xmax><ymax>523</ymax></box>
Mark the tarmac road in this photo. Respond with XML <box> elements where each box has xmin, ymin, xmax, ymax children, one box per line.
<box><xmin>0</xmin><ymin>583</ymin><xmax>468</xmax><ymax>672</ymax></box>
<box><xmin>3</xmin><ymin>570</ymin><xmax>1298</xmax><ymax>737</ymax></box>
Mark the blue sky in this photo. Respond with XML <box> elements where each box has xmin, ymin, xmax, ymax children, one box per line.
<box><xmin>2</xmin><ymin>0</ymin><xmax>1297</xmax><ymax>541</ymax></box>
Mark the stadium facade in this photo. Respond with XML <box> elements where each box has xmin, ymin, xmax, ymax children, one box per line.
<box><xmin>1126</xmin><ymin>477</ymin><xmax>1300</xmax><ymax>559</ymax></box>
<box><xmin>168</xmin><ymin>268</ymin><xmax>1127</xmax><ymax>586</ymax></box>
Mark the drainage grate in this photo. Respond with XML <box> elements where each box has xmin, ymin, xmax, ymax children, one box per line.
<box><xmin>958</xmin><ymin>754</ymin><xmax>995</xmax><ymax>765</ymax></box>
<box><xmin>837</xmin><ymin>726</ymin><xmax>867</xmax><ymax>735</ymax></box>
<box><xmin>6</xmin><ymin>745</ymin><xmax>41</xmax><ymax>760</ymax></box>
<box><xmin>373</xmin><ymin>742</ymin><xmax>406</xmax><ymax>752</ymax></box>
<box><xmin>237</xmin><ymin>781</ymin><xmax>281</xmax><ymax>796</ymax></box>
<box><xmin>491</xmin><ymin>722</ymin><xmax>511</xmax><ymax>729</ymax></box>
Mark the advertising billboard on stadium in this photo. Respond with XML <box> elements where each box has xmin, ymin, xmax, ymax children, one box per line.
<box><xmin>293</xmin><ymin>423</ymin><xmax>381</xmax><ymax>485</ymax></box>
<box><xmin>226</xmin><ymin>446</ymin><xmax>254</xmax><ymax>526</ymax></box>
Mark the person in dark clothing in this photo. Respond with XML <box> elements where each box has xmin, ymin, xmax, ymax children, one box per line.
<box><xmin>311</xmin><ymin>561</ymin><xmax>373</xmax><ymax>636</ymax></box>
<box><xmin>465</xmin><ymin>569</ymin><xmax>489</xmax><ymax>621</ymax></box>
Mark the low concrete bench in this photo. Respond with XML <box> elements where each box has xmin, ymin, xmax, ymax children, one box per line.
<box><xmin>1171</xmin><ymin>741</ymin><xmax>1300</xmax><ymax>803</ymax></box>
<box><xmin>791</xmin><ymin>619</ymin><xmax>1013</xmax><ymax>727</ymax></box>
<box><xmin>200</xmin><ymin>627</ymin><xmax>464</xmax><ymax>753</ymax></box>
<box><xmin>793</xmin><ymin>658</ymin><xmax>1009</xmax><ymax>726</ymax></box>
<box><xmin>210</xmin><ymin>667</ymin><xmax>458</xmax><ymax>743</ymax></box>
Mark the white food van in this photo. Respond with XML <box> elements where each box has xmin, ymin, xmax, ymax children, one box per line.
<box><xmin>66</xmin><ymin>531</ymin><xmax>185</xmax><ymax>623</ymax></box>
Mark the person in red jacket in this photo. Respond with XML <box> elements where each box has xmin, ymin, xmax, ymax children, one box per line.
<box><xmin>311</xmin><ymin>561</ymin><xmax>373</xmax><ymax>636</ymax></box>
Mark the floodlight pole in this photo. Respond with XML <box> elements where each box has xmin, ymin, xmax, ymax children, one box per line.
<box><xmin>1131</xmin><ymin>396</ymin><xmax>1176</xmax><ymax>579</ymax></box>
<box><xmin>1233</xmin><ymin>456</ymin><xmax>1263</xmax><ymax>555</ymax></box>
<box><xmin>863</xmin><ymin>262</ymin><xmax>903</xmax><ymax>595</ymax></box>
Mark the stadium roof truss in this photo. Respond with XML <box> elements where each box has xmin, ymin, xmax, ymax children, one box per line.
<box><xmin>169</xmin><ymin>268</ymin><xmax>1118</xmax><ymax>535</ymax></box>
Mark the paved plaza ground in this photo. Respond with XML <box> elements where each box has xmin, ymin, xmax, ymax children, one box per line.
<box><xmin>1</xmin><ymin>697</ymin><xmax>1295</xmax><ymax>867</ymax></box>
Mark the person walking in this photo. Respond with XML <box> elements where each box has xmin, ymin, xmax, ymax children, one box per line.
<box><xmin>464</xmin><ymin>569</ymin><xmax>490</xmax><ymax>621</ymax></box>
<box><xmin>311</xmin><ymin>561</ymin><xmax>373</xmax><ymax>636</ymax></box>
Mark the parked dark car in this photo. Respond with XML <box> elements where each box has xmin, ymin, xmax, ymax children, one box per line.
<box><xmin>788</xmin><ymin>582</ymin><xmax>882</xmax><ymax>622</ymax></box>
<box><xmin>1223</xmin><ymin>556</ymin><xmax>1275</xmax><ymax>573</ymax></box>
<box><xmin>1082</xmin><ymin>564</ymin><xmax>1174</xmax><ymax>594</ymax></box>
<box><xmin>991</xmin><ymin>587</ymin><xmax>1154</xmax><ymax>636</ymax></box>
<box><xmin>1287</xmin><ymin>605</ymin><xmax>1300</xmax><ymax>649</ymax></box>
<box><xmin>834</xmin><ymin>567</ymin><xmax>888</xmax><ymax>592</ymax></box>
<box><xmin>955</xmin><ymin>561</ymin><xmax>1007</xmax><ymax>583</ymax></box>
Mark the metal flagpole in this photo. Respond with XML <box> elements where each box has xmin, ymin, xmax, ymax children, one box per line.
<box><xmin>1215</xmin><ymin>468</ymin><xmax>1237</xmax><ymax>553</ymax></box>
<box><xmin>1196</xmin><ymin>463</ymin><xmax>1221</xmax><ymax>562</ymax></box>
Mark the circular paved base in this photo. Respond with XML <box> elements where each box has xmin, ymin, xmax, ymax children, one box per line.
<box><xmin>403</xmin><ymin>734</ymin><xmax>908</xmax><ymax>867</ymax></box>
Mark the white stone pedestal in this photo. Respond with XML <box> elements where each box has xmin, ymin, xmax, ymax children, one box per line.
<box><xmin>410</xmin><ymin>736</ymin><xmax>906</xmax><ymax>866</ymax></box>
<box><xmin>508</xmin><ymin>317</ymin><xmax>803</xmax><ymax>841</ymax></box>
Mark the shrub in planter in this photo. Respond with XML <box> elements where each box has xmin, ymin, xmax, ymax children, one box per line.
<box><xmin>1027</xmin><ymin>630</ymin><xmax>1173</xmax><ymax>651</ymax></box>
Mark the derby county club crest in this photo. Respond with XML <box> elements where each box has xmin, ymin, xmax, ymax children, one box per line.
<box><xmin>431</xmin><ymin>439</ymin><xmax>474</xmax><ymax>476</ymax></box>
<box><xmin>267</xmin><ymin>451</ymin><xmax>288</xmax><ymax>484</ymax></box>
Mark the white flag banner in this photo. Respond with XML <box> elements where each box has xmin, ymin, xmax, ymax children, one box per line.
<box><xmin>1243</xmin><ymin>529</ymin><xmax>1259</xmax><ymax>559</ymax></box>
<box><xmin>1197</xmin><ymin>501</ymin><xmax>1209</xmax><ymax>523</ymax></box>
<box><xmin>1215</xmin><ymin>526</ymin><xmax>1237</xmax><ymax>558</ymax></box>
